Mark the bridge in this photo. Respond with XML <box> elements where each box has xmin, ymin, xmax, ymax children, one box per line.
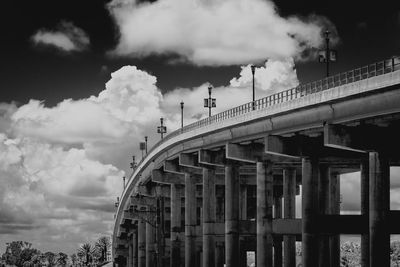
<box><xmin>113</xmin><ymin>56</ymin><xmax>400</xmax><ymax>267</ymax></box>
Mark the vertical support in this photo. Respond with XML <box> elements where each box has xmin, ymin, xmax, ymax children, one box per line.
<box><xmin>146</xmin><ymin>216</ymin><xmax>156</xmax><ymax>267</ymax></box>
<box><xmin>319</xmin><ymin>165</ymin><xmax>330</xmax><ymax>267</ymax></box>
<box><xmin>128</xmin><ymin>235</ymin><xmax>133</xmax><ymax>267</ymax></box>
<box><xmin>225</xmin><ymin>161</ymin><xmax>240</xmax><ymax>267</ymax></box>
<box><xmin>171</xmin><ymin>184</ymin><xmax>182</xmax><ymax>267</ymax></box>
<box><xmin>361</xmin><ymin>159</ymin><xmax>369</xmax><ymax>267</ymax></box>
<box><xmin>133</xmin><ymin>228</ymin><xmax>138</xmax><ymax>267</ymax></box>
<box><xmin>256</xmin><ymin>160</ymin><xmax>273</xmax><ymax>267</ymax></box>
<box><xmin>203</xmin><ymin>167</ymin><xmax>216</xmax><ymax>267</ymax></box>
<box><xmin>369</xmin><ymin>152</ymin><xmax>390</xmax><ymax>267</ymax></box>
<box><xmin>138</xmin><ymin>218</ymin><xmax>146</xmax><ymax>267</ymax></box>
<box><xmin>283</xmin><ymin>168</ymin><xmax>296</xmax><ymax>267</ymax></box>
<box><xmin>329</xmin><ymin>171</ymin><xmax>340</xmax><ymax>267</ymax></box>
<box><xmin>302</xmin><ymin>157</ymin><xmax>319</xmax><ymax>267</ymax></box>
<box><xmin>215</xmin><ymin>242</ymin><xmax>224</xmax><ymax>267</ymax></box>
<box><xmin>274</xmin><ymin>196</ymin><xmax>283</xmax><ymax>267</ymax></box>
<box><xmin>240</xmin><ymin>185</ymin><xmax>247</xmax><ymax>220</ymax></box>
<box><xmin>185</xmin><ymin>173</ymin><xmax>197</xmax><ymax>267</ymax></box>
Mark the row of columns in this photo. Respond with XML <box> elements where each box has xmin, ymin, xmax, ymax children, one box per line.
<box><xmin>124</xmin><ymin>151</ymin><xmax>390</xmax><ymax>267</ymax></box>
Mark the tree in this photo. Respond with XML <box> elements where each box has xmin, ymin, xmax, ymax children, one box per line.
<box><xmin>44</xmin><ymin>252</ymin><xmax>56</xmax><ymax>267</ymax></box>
<box><xmin>70</xmin><ymin>254</ymin><xmax>78</xmax><ymax>267</ymax></box>
<box><xmin>1</xmin><ymin>241</ymin><xmax>41</xmax><ymax>267</ymax></box>
<box><xmin>77</xmin><ymin>243</ymin><xmax>94</xmax><ymax>266</ymax></box>
<box><xmin>94</xmin><ymin>237</ymin><xmax>110</xmax><ymax>264</ymax></box>
<box><xmin>56</xmin><ymin>253</ymin><xmax>68</xmax><ymax>267</ymax></box>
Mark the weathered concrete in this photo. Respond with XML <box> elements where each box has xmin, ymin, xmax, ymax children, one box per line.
<box><xmin>128</xmin><ymin>237</ymin><xmax>133</xmax><ymax>267</ymax></box>
<box><xmin>274</xmin><ymin>196</ymin><xmax>283</xmax><ymax>267</ymax></box>
<box><xmin>171</xmin><ymin>184</ymin><xmax>182</xmax><ymax>267</ymax></box>
<box><xmin>185</xmin><ymin>173</ymin><xmax>197</xmax><ymax>267</ymax></box>
<box><xmin>318</xmin><ymin>165</ymin><xmax>330</xmax><ymax>267</ymax></box>
<box><xmin>302</xmin><ymin>157</ymin><xmax>319</xmax><ymax>267</ymax></box>
<box><xmin>360</xmin><ymin>160</ymin><xmax>369</xmax><ymax>267</ymax></box>
<box><xmin>203</xmin><ymin>167</ymin><xmax>216</xmax><ymax>267</ymax></box>
<box><xmin>215</xmin><ymin>242</ymin><xmax>224</xmax><ymax>267</ymax></box>
<box><xmin>225</xmin><ymin>161</ymin><xmax>240</xmax><ymax>267</ymax></box>
<box><xmin>138</xmin><ymin>219</ymin><xmax>146</xmax><ymax>267</ymax></box>
<box><xmin>369</xmin><ymin>152</ymin><xmax>390</xmax><ymax>267</ymax></box>
<box><xmin>256</xmin><ymin>160</ymin><xmax>273</xmax><ymax>267</ymax></box>
<box><xmin>133</xmin><ymin>229</ymin><xmax>138</xmax><ymax>267</ymax></box>
<box><xmin>329</xmin><ymin>171</ymin><xmax>340</xmax><ymax>267</ymax></box>
<box><xmin>283</xmin><ymin>168</ymin><xmax>296</xmax><ymax>267</ymax></box>
<box><xmin>146</xmin><ymin>218</ymin><xmax>156</xmax><ymax>267</ymax></box>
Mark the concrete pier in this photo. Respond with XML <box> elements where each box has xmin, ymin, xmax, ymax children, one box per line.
<box><xmin>146</xmin><ymin>218</ymin><xmax>156</xmax><ymax>267</ymax></box>
<box><xmin>256</xmin><ymin>160</ymin><xmax>273</xmax><ymax>267</ymax></box>
<box><xmin>171</xmin><ymin>184</ymin><xmax>182</xmax><ymax>267</ymax></box>
<box><xmin>138</xmin><ymin>218</ymin><xmax>146</xmax><ymax>267</ymax></box>
<box><xmin>329</xmin><ymin>171</ymin><xmax>340</xmax><ymax>267</ymax></box>
<box><xmin>203</xmin><ymin>167</ymin><xmax>216</xmax><ymax>267</ymax></box>
<box><xmin>318</xmin><ymin>165</ymin><xmax>330</xmax><ymax>267</ymax></box>
<box><xmin>185</xmin><ymin>173</ymin><xmax>197</xmax><ymax>267</ymax></box>
<box><xmin>133</xmin><ymin>229</ymin><xmax>138</xmax><ymax>267</ymax></box>
<box><xmin>274</xmin><ymin>196</ymin><xmax>283</xmax><ymax>267</ymax></box>
<box><xmin>283</xmin><ymin>168</ymin><xmax>296</xmax><ymax>267</ymax></box>
<box><xmin>360</xmin><ymin>159</ymin><xmax>369</xmax><ymax>267</ymax></box>
<box><xmin>302</xmin><ymin>157</ymin><xmax>319</xmax><ymax>267</ymax></box>
<box><xmin>225</xmin><ymin>161</ymin><xmax>240</xmax><ymax>267</ymax></box>
<box><xmin>369</xmin><ymin>152</ymin><xmax>390</xmax><ymax>267</ymax></box>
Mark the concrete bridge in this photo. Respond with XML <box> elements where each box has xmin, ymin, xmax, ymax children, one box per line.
<box><xmin>113</xmin><ymin>57</ymin><xmax>400</xmax><ymax>267</ymax></box>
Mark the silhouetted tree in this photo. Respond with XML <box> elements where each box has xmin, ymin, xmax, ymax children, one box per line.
<box><xmin>56</xmin><ymin>252</ymin><xmax>68</xmax><ymax>267</ymax></box>
<box><xmin>95</xmin><ymin>237</ymin><xmax>110</xmax><ymax>264</ymax></box>
<box><xmin>77</xmin><ymin>243</ymin><xmax>94</xmax><ymax>266</ymax></box>
<box><xmin>44</xmin><ymin>252</ymin><xmax>56</xmax><ymax>267</ymax></box>
<box><xmin>1</xmin><ymin>241</ymin><xmax>41</xmax><ymax>267</ymax></box>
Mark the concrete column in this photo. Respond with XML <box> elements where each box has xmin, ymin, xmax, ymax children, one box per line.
<box><xmin>329</xmin><ymin>172</ymin><xmax>340</xmax><ymax>267</ymax></box>
<box><xmin>225</xmin><ymin>161</ymin><xmax>240</xmax><ymax>267</ymax></box>
<box><xmin>283</xmin><ymin>168</ymin><xmax>296</xmax><ymax>267</ymax></box>
<box><xmin>138</xmin><ymin>218</ymin><xmax>146</xmax><ymax>267</ymax></box>
<box><xmin>274</xmin><ymin>196</ymin><xmax>283</xmax><ymax>267</ymax></box>
<box><xmin>360</xmin><ymin>160</ymin><xmax>369</xmax><ymax>267</ymax></box>
<box><xmin>128</xmin><ymin>237</ymin><xmax>133</xmax><ymax>267</ymax></box>
<box><xmin>369</xmin><ymin>152</ymin><xmax>390</xmax><ymax>267</ymax></box>
<box><xmin>215</xmin><ymin>242</ymin><xmax>224</xmax><ymax>267</ymax></box>
<box><xmin>133</xmin><ymin>229</ymin><xmax>138</xmax><ymax>267</ymax></box>
<box><xmin>146</xmin><ymin>217</ymin><xmax>156</xmax><ymax>267</ymax></box>
<box><xmin>185</xmin><ymin>173</ymin><xmax>197</xmax><ymax>267</ymax></box>
<box><xmin>203</xmin><ymin>167</ymin><xmax>216</xmax><ymax>267</ymax></box>
<box><xmin>302</xmin><ymin>157</ymin><xmax>319</xmax><ymax>267</ymax></box>
<box><xmin>256</xmin><ymin>160</ymin><xmax>273</xmax><ymax>267</ymax></box>
<box><xmin>240</xmin><ymin>185</ymin><xmax>247</xmax><ymax>220</ymax></box>
<box><xmin>318</xmin><ymin>165</ymin><xmax>330</xmax><ymax>267</ymax></box>
<box><xmin>171</xmin><ymin>184</ymin><xmax>182</xmax><ymax>267</ymax></box>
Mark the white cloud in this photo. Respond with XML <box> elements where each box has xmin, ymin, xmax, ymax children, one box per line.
<box><xmin>107</xmin><ymin>0</ymin><xmax>337</xmax><ymax>65</ymax></box>
<box><xmin>32</xmin><ymin>21</ymin><xmax>90</xmax><ymax>52</ymax></box>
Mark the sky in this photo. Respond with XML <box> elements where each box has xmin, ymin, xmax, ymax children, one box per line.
<box><xmin>0</xmin><ymin>0</ymin><xmax>400</xmax><ymax>255</ymax></box>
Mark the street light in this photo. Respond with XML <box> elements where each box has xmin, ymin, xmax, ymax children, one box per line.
<box><xmin>130</xmin><ymin>156</ymin><xmax>137</xmax><ymax>170</ymax></box>
<box><xmin>122</xmin><ymin>176</ymin><xmax>126</xmax><ymax>189</ymax></box>
<box><xmin>145</xmin><ymin>136</ymin><xmax>148</xmax><ymax>154</ymax></box>
<box><xmin>318</xmin><ymin>30</ymin><xmax>337</xmax><ymax>77</ymax></box>
<box><xmin>204</xmin><ymin>86</ymin><xmax>216</xmax><ymax>117</ymax></box>
<box><xmin>180</xmin><ymin>101</ymin><xmax>184</xmax><ymax>130</ymax></box>
<box><xmin>139</xmin><ymin>141</ymin><xmax>146</xmax><ymax>159</ymax></box>
<box><xmin>157</xmin><ymin>118</ymin><xmax>167</xmax><ymax>139</ymax></box>
<box><xmin>251</xmin><ymin>65</ymin><xmax>256</xmax><ymax>110</ymax></box>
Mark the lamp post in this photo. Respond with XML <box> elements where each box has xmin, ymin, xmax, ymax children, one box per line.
<box><xmin>204</xmin><ymin>86</ymin><xmax>216</xmax><ymax>117</ymax></box>
<box><xmin>318</xmin><ymin>30</ymin><xmax>337</xmax><ymax>77</ymax></box>
<box><xmin>180</xmin><ymin>101</ymin><xmax>184</xmax><ymax>129</ymax></box>
<box><xmin>145</xmin><ymin>136</ymin><xmax>148</xmax><ymax>154</ymax></box>
<box><xmin>251</xmin><ymin>65</ymin><xmax>256</xmax><ymax>110</ymax></box>
<box><xmin>130</xmin><ymin>156</ymin><xmax>137</xmax><ymax>170</ymax></box>
<box><xmin>122</xmin><ymin>176</ymin><xmax>126</xmax><ymax>189</ymax></box>
<box><xmin>139</xmin><ymin>141</ymin><xmax>146</xmax><ymax>159</ymax></box>
<box><xmin>157</xmin><ymin>118</ymin><xmax>167</xmax><ymax>140</ymax></box>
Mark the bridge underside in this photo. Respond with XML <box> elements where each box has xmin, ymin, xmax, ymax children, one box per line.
<box><xmin>114</xmin><ymin>111</ymin><xmax>400</xmax><ymax>267</ymax></box>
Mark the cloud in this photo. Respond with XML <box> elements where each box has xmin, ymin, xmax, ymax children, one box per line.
<box><xmin>31</xmin><ymin>21</ymin><xmax>90</xmax><ymax>52</ymax></box>
<box><xmin>107</xmin><ymin>0</ymin><xmax>337</xmax><ymax>65</ymax></box>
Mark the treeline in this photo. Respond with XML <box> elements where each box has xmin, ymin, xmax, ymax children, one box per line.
<box><xmin>0</xmin><ymin>237</ymin><xmax>110</xmax><ymax>267</ymax></box>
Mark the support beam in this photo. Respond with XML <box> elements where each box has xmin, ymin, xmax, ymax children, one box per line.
<box><xmin>185</xmin><ymin>173</ymin><xmax>197</xmax><ymax>267</ymax></box>
<box><xmin>318</xmin><ymin>165</ymin><xmax>330</xmax><ymax>267</ymax></box>
<box><xmin>133</xmin><ymin>229</ymin><xmax>138</xmax><ymax>267</ymax></box>
<box><xmin>203</xmin><ymin>167</ymin><xmax>216</xmax><ymax>267</ymax></box>
<box><xmin>146</xmin><ymin>217</ymin><xmax>156</xmax><ymax>267</ymax></box>
<box><xmin>215</xmin><ymin>242</ymin><xmax>225</xmax><ymax>267</ymax></box>
<box><xmin>171</xmin><ymin>184</ymin><xmax>182</xmax><ymax>267</ymax></box>
<box><xmin>256</xmin><ymin>160</ymin><xmax>273</xmax><ymax>267</ymax></box>
<box><xmin>128</xmin><ymin>237</ymin><xmax>133</xmax><ymax>267</ymax></box>
<box><xmin>283</xmin><ymin>168</ymin><xmax>296</xmax><ymax>267</ymax></box>
<box><xmin>199</xmin><ymin>149</ymin><xmax>225</xmax><ymax>167</ymax></box>
<box><xmin>226</xmin><ymin>142</ymin><xmax>264</xmax><ymax>163</ymax></box>
<box><xmin>138</xmin><ymin>218</ymin><xmax>146</xmax><ymax>267</ymax></box>
<box><xmin>274</xmin><ymin>196</ymin><xmax>283</xmax><ymax>267</ymax></box>
<box><xmin>302</xmin><ymin>157</ymin><xmax>319</xmax><ymax>267</ymax></box>
<box><xmin>360</xmin><ymin>159</ymin><xmax>369</xmax><ymax>267</ymax></box>
<box><xmin>152</xmin><ymin>169</ymin><xmax>185</xmax><ymax>184</ymax></box>
<box><xmin>225</xmin><ymin>161</ymin><xmax>240</xmax><ymax>267</ymax></box>
<box><xmin>329</xmin><ymin>171</ymin><xmax>340</xmax><ymax>267</ymax></box>
<box><xmin>369</xmin><ymin>152</ymin><xmax>390</xmax><ymax>267</ymax></box>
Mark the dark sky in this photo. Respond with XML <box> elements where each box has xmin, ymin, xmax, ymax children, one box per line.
<box><xmin>0</xmin><ymin>0</ymin><xmax>399</xmax><ymax>106</ymax></box>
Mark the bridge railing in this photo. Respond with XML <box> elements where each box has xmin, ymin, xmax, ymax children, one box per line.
<box><xmin>132</xmin><ymin>56</ymin><xmax>400</xmax><ymax>176</ymax></box>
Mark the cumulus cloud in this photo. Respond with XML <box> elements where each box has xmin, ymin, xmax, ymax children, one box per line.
<box><xmin>31</xmin><ymin>21</ymin><xmax>90</xmax><ymax>52</ymax></box>
<box><xmin>107</xmin><ymin>0</ymin><xmax>337</xmax><ymax>65</ymax></box>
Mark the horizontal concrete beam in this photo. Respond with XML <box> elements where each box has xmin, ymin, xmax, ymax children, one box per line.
<box><xmin>199</xmin><ymin>149</ymin><xmax>225</xmax><ymax>167</ymax></box>
<box><xmin>226</xmin><ymin>142</ymin><xmax>264</xmax><ymax>163</ymax></box>
<box><xmin>152</xmin><ymin>169</ymin><xmax>185</xmax><ymax>184</ymax></box>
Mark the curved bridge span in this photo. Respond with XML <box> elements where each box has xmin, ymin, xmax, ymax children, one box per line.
<box><xmin>113</xmin><ymin>57</ymin><xmax>400</xmax><ymax>267</ymax></box>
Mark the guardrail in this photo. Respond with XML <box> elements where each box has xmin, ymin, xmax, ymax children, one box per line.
<box><xmin>131</xmin><ymin>56</ymin><xmax>400</xmax><ymax>173</ymax></box>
